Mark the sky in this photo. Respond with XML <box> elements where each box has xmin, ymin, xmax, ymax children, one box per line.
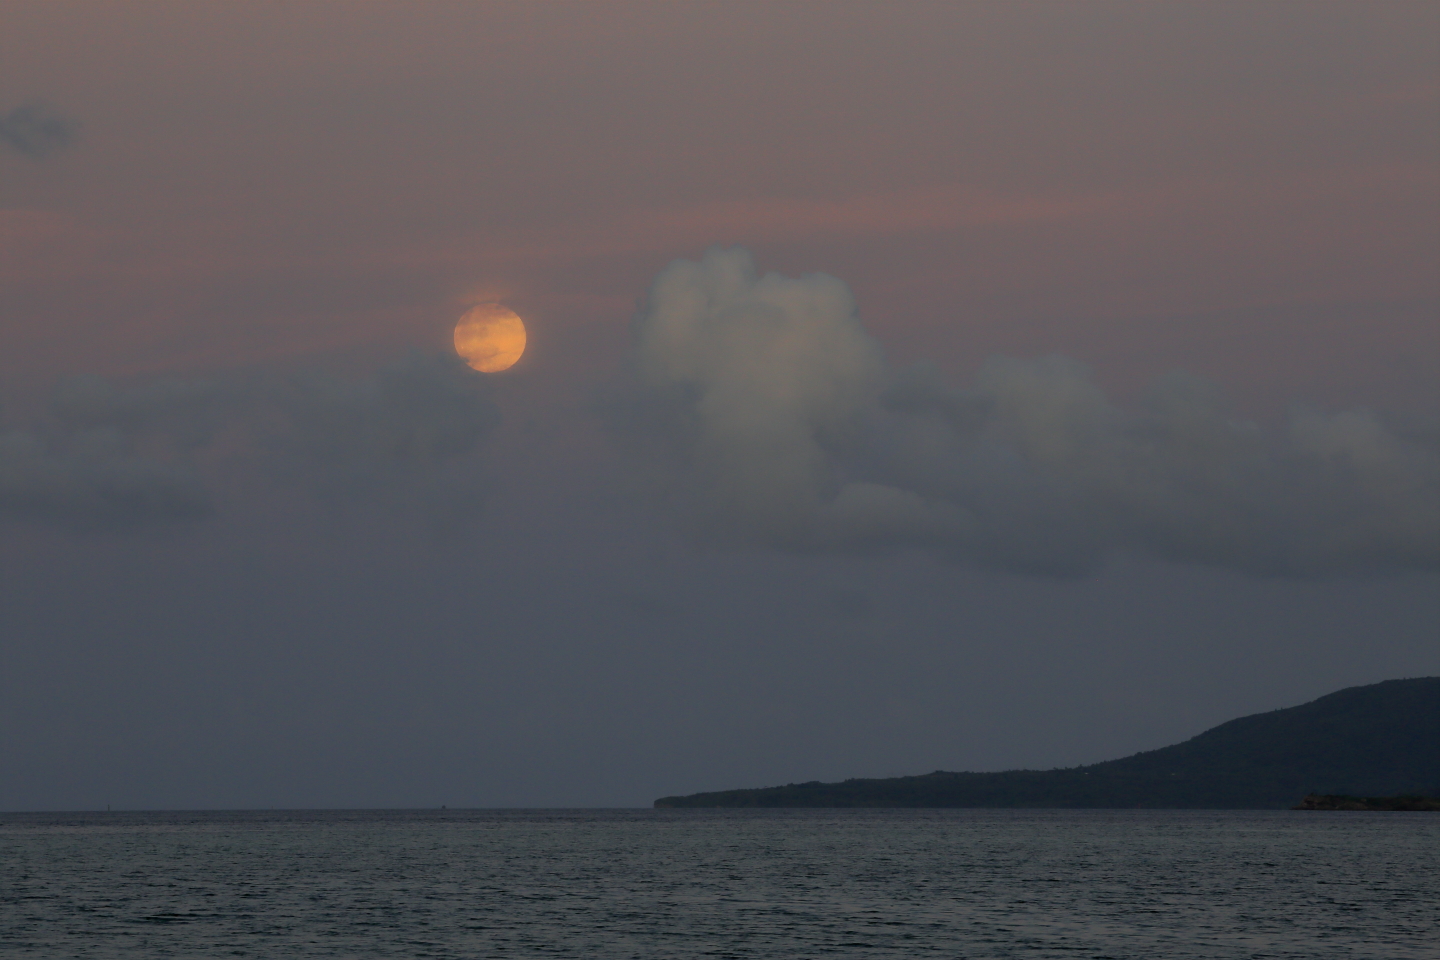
<box><xmin>1</xmin><ymin>1</ymin><xmax>1436</xmax><ymax>809</ymax></box>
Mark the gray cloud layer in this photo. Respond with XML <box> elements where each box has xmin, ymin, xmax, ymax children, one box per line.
<box><xmin>0</xmin><ymin>102</ymin><xmax>78</xmax><ymax>158</ymax></box>
<box><xmin>617</xmin><ymin>248</ymin><xmax>1439</xmax><ymax>575</ymax></box>
<box><xmin>0</xmin><ymin>353</ymin><xmax>496</xmax><ymax>529</ymax></box>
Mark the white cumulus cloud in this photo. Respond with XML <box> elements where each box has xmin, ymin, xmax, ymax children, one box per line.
<box><xmin>616</xmin><ymin>247</ymin><xmax>1439</xmax><ymax>575</ymax></box>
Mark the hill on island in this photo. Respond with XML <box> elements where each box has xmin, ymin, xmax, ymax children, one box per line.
<box><xmin>655</xmin><ymin>677</ymin><xmax>1440</xmax><ymax>809</ymax></box>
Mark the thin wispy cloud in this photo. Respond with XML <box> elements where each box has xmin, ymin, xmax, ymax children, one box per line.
<box><xmin>0</xmin><ymin>102</ymin><xmax>78</xmax><ymax>159</ymax></box>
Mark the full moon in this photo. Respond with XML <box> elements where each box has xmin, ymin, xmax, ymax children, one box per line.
<box><xmin>454</xmin><ymin>303</ymin><xmax>527</xmax><ymax>372</ymax></box>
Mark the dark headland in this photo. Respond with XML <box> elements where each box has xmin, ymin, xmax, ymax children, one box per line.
<box><xmin>655</xmin><ymin>677</ymin><xmax>1439</xmax><ymax>809</ymax></box>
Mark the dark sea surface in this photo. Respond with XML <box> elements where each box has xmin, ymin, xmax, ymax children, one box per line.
<box><xmin>1</xmin><ymin>808</ymin><xmax>1434</xmax><ymax>958</ymax></box>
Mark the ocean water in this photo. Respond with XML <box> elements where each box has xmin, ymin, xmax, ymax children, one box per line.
<box><xmin>0</xmin><ymin>808</ymin><xmax>1434</xmax><ymax>958</ymax></box>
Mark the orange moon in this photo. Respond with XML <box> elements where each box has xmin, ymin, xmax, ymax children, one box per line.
<box><xmin>454</xmin><ymin>303</ymin><xmax>526</xmax><ymax>372</ymax></box>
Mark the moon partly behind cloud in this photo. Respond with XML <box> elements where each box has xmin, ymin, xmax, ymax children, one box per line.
<box><xmin>454</xmin><ymin>303</ymin><xmax>526</xmax><ymax>373</ymax></box>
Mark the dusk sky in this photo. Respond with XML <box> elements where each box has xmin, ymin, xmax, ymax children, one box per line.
<box><xmin>2</xmin><ymin>2</ymin><xmax>1436</xmax><ymax>809</ymax></box>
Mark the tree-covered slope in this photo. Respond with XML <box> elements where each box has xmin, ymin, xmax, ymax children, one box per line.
<box><xmin>654</xmin><ymin>677</ymin><xmax>1440</xmax><ymax>809</ymax></box>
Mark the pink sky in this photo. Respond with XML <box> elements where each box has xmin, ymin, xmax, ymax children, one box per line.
<box><xmin>3</xmin><ymin>1</ymin><xmax>1435</xmax><ymax>414</ymax></box>
<box><xmin>2</xmin><ymin>1</ymin><xmax>1438</xmax><ymax>811</ymax></box>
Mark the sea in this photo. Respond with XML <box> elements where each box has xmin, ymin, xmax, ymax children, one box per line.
<box><xmin>1</xmin><ymin>808</ymin><xmax>1434</xmax><ymax>959</ymax></box>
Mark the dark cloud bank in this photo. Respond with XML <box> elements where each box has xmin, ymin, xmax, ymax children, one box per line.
<box><xmin>0</xmin><ymin>354</ymin><xmax>497</xmax><ymax>529</ymax></box>
<box><xmin>615</xmin><ymin>248</ymin><xmax>1438</xmax><ymax>577</ymax></box>
<box><xmin>7</xmin><ymin>248</ymin><xmax>1435</xmax><ymax>578</ymax></box>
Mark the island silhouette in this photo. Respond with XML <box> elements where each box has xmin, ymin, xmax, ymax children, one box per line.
<box><xmin>655</xmin><ymin>677</ymin><xmax>1439</xmax><ymax>809</ymax></box>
